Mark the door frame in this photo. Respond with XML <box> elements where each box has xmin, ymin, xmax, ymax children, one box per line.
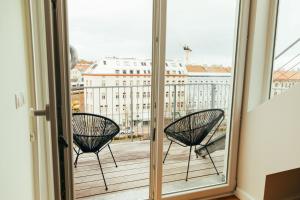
<box><xmin>37</xmin><ymin>0</ymin><xmax>250</xmax><ymax>199</ymax></box>
<box><xmin>160</xmin><ymin>0</ymin><xmax>250</xmax><ymax>199</ymax></box>
<box><xmin>150</xmin><ymin>0</ymin><xmax>167</xmax><ymax>199</ymax></box>
<box><xmin>43</xmin><ymin>0</ymin><xmax>74</xmax><ymax>199</ymax></box>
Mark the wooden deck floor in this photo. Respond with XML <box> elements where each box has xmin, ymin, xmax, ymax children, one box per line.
<box><xmin>73</xmin><ymin>140</ymin><xmax>225</xmax><ymax>199</ymax></box>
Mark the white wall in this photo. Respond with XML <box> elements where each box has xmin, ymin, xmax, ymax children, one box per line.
<box><xmin>0</xmin><ymin>0</ymin><xmax>35</xmax><ymax>199</ymax></box>
<box><xmin>236</xmin><ymin>84</ymin><xmax>300</xmax><ymax>199</ymax></box>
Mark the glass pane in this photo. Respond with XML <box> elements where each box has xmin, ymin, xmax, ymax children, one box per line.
<box><xmin>68</xmin><ymin>1</ymin><xmax>153</xmax><ymax>199</ymax></box>
<box><xmin>162</xmin><ymin>0</ymin><xmax>239</xmax><ymax>194</ymax></box>
<box><xmin>270</xmin><ymin>0</ymin><xmax>300</xmax><ymax>97</ymax></box>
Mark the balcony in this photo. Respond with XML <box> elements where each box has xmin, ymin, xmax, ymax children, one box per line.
<box><xmin>73</xmin><ymin>140</ymin><xmax>225</xmax><ymax>199</ymax></box>
<box><xmin>71</xmin><ymin>83</ymin><xmax>229</xmax><ymax>199</ymax></box>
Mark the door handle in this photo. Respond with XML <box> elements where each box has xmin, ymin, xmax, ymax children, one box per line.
<box><xmin>32</xmin><ymin>104</ymin><xmax>50</xmax><ymax>121</ymax></box>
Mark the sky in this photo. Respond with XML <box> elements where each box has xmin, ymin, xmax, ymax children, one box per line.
<box><xmin>67</xmin><ymin>0</ymin><xmax>300</xmax><ymax>68</ymax></box>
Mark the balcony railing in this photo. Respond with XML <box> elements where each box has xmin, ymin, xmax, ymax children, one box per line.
<box><xmin>72</xmin><ymin>83</ymin><xmax>231</xmax><ymax>140</ymax></box>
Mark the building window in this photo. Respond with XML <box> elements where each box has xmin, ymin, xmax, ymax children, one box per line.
<box><xmin>137</xmin><ymin>70</ymin><xmax>140</xmax><ymax>74</ymax></box>
<box><xmin>123</xmin><ymin>70</ymin><xmax>127</xmax><ymax>74</ymax></box>
<box><xmin>130</xmin><ymin>70</ymin><xmax>134</xmax><ymax>74</ymax></box>
<box><xmin>123</xmin><ymin>92</ymin><xmax>126</xmax><ymax>98</ymax></box>
<box><xmin>103</xmin><ymin>60</ymin><xmax>107</xmax><ymax>65</ymax></box>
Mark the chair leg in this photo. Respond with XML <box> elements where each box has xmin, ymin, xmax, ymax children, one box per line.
<box><xmin>205</xmin><ymin>147</ymin><xmax>219</xmax><ymax>175</ymax></box>
<box><xmin>74</xmin><ymin>149</ymin><xmax>80</xmax><ymax>168</ymax></box>
<box><xmin>195</xmin><ymin>146</ymin><xmax>198</xmax><ymax>158</ymax></box>
<box><xmin>108</xmin><ymin>144</ymin><xmax>118</xmax><ymax>168</ymax></box>
<box><xmin>96</xmin><ymin>153</ymin><xmax>108</xmax><ymax>190</ymax></box>
<box><xmin>163</xmin><ymin>141</ymin><xmax>173</xmax><ymax>164</ymax></box>
<box><xmin>186</xmin><ymin>146</ymin><xmax>192</xmax><ymax>181</ymax></box>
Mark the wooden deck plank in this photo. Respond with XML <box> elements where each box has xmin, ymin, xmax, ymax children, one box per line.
<box><xmin>74</xmin><ymin>140</ymin><xmax>225</xmax><ymax>199</ymax></box>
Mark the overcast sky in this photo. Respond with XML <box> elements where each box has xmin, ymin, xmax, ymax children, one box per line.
<box><xmin>68</xmin><ymin>0</ymin><xmax>300</xmax><ymax>68</ymax></box>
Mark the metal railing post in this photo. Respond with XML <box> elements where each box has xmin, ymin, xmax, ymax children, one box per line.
<box><xmin>130</xmin><ymin>86</ymin><xmax>134</xmax><ymax>141</ymax></box>
<box><xmin>173</xmin><ymin>84</ymin><xmax>177</xmax><ymax>121</ymax></box>
<box><xmin>211</xmin><ymin>84</ymin><xmax>215</xmax><ymax>109</ymax></box>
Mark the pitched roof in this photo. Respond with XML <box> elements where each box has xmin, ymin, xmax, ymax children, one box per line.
<box><xmin>273</xmin><ymin>71</ymin><xmax>300</xmax><ymax>81</ymax></box>
<box><xmin>186</xmin><ymin>65</ymin><xmax>231</xmax><ymax>73</ymax></box>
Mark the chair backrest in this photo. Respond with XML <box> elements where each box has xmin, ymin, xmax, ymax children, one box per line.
<box><xmin>164</xmin><ymin>109</ymin><xmax>224</xmax><ymax>146</ymax></box>
<box><xmin>72</xmin><ymin>113</ymin><xmax>120</xmax><ymax>152</ymax></box>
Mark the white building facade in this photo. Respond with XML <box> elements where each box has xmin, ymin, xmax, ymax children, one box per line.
<box><xmin>82</xmin><ymin>58</ymin><xmax>233</xmax><ymax>135</ymax></box>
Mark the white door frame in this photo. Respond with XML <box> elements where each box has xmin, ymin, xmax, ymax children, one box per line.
<box><xmin>160</xmin><ymin>0</ymin><xmax>250</xmax><ymax>199</ymax></box>
<box><xmin>150</xmin><ymin>0</ymin><xmax>167</xmax><ymax>199</ymax></box>
<box><xmin>33</xmin><ymin>0</ymin><xmax>250</xmax><ymax>199</ymax></box>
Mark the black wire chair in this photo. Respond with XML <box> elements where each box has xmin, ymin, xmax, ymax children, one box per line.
<box><xmin>72</xmin><ymin>113</ymin><xmax>120</xmax><ymax>190</ymax></box>
<box><xmin>163</xmin><ymin>109</ymin><xmax>224</xmax><ymax>181</ymax></box>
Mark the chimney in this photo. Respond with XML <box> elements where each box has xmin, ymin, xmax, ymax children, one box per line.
<box><xmin>183</xmin><ymin>45</ymin><xmax>192</xmax><ymax>66</ymax></box>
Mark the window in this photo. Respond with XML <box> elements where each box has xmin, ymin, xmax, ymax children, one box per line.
<box><xmin>270</xmin><ymin>0</ymin><xmax>300</xmax><ymax>97</ymax></box>
<box><xmin>136</xmin><ymin>70</ymin><xmax>140</xmax><ymax>74</ymax></box>
<box><xmin>122</xmin><ymin>70</ymin><xmax>127</xmax><ymax>74</ymax></box>
<box><xmin>103</xmin><ymin>60</ymin><xmax>107</xmax><ymax>65</ymax></box>
<box><xmin>124</xmin><ymin>61</ymin><xmax>130</xmax><ymax>66</ymax></box>
<box><xmin>130</xmin><ymin>70</ymin><xmax>134</xmax><ymax>74</ymax></box>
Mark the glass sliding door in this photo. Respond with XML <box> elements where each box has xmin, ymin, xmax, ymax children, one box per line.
<box><xmin>161</xmin><ymin>0</ymin><xmax>240</xmax><ymax>195</ymax></box>
<box><xmin>67</xmin><ymin>0</ymin><xmax>154</xmax><ymax>199</ymax></box>
<box><xmin>65</xmin><ymin>0</ymin><xmax>245</xmax><ymax>198</ymax></box>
